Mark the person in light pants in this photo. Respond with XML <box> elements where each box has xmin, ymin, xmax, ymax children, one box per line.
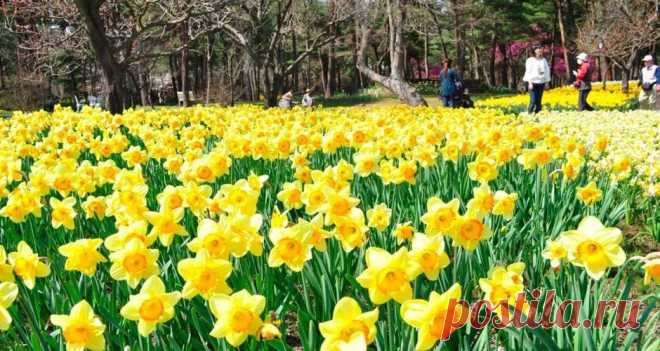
<box><xmin>639</xmin><ymin>55</ymin><xmax>660</xmax><ymax>110</ymax></box>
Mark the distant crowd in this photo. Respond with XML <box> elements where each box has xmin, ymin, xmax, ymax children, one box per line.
<box><xmin>278</xmin><ymin>89</ymin><xmax>314</xmax><ymax>109</ymax></box>
<box><xmin>521</xmin><ymin>47</ymin><xmax>659</xmax><ymax>113</ymax></box>
<box><xmin>277</xmin><ymin>49</ymin><xmax>659</xmax><ymax>113</ymax></box>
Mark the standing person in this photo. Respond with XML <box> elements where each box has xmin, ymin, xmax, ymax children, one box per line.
<box><xmin>639</xmin><ymin>55</ymin><xmax>660</xmax><ymax>110</ymax></box>
<box><xmin>438</xmin><ymin>59</ymin><xmax>459</xmax><ymax>108</ymax></box>
<box><xmin>522</xmin><ymin>45</ymin><xmax>551</xmax><ymax>114</ymax></box>
<box><xmin>279</xmin><ymin>91</ymin><xmax>293</xmax><ymax>109</ymax></box>
<box><xmin>573</xmin><ymin>52</ymin><xmax>594</xmax><ymax>111</ymax></box>
<box><xmin>301</xmin><ymin>89</ymin><xmax>314</xmax><ymax>107</ymax></box>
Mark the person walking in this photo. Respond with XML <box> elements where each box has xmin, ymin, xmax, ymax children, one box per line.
<box><xmin>301</xmin><ymin>89</ymin><xmax>314</xmax><ymax>107</ymax></box>
<box><xmin>438</xmin><ymin>59</ymin><xmax>459</xmax><ymax>108</ymax></box>
<box><xmin>639</xmin><ymin>55</ymin><xmax>660</xmax><ymax>110</ymax></box>
<box><xmin>573</xmin><ymin>52</ymin><xmax>594</xmax><ymax>111</ymax></box>
<box><xmin>522</xmin><ymin>45</ymin><xmax>551</xmax><ymax>114</ymax></box>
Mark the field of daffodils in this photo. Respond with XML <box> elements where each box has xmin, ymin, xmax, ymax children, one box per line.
<box><xmin>0</xmin><ymin>101</ymin><xmax>657</xmax><ymax>351</ymax></box>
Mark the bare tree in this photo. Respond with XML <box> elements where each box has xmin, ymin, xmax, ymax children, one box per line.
<box><xmin>356</xmin><ymin>0</ymin><xmax>427</xmax><ymax>106</ymax></box>
<box><xmin>7</xmin><ymin>0</ymin><xmax>233</xmax><ymax>113</ymax></box>
<box><xmin>577</xmin><ymin>0</ymin><xmax>659</xmax><ymax>92</ymax></box>
<box><xmin>219</xmin><ymin>0</ymin><xmax>352</xmax><ymax>107</ymax></box>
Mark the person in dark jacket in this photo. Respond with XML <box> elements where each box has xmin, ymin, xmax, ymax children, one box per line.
<box><xmin>438</xmin><ymin>59</ymin><xmax>459</xmax><ymax>108</ymax></box>
<box><xmin>573</xmin><ymin>52</ymin><xmax>594</xmax><ymax>111</ymax></box>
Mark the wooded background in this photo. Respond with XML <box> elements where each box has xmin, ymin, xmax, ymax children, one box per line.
<box><xmin>0</xmin><ymin>0</ymin><xmax>658</xmax><ymax>112</ymax></box>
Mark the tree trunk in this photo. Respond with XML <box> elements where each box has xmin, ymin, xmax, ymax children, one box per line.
<box><xmin>180</xmin><ymin>21</ymin><xmax>190</xmax><ymax>106</ymax></box>
<box><xmin>452</xmin><ymin>0</ymin><xmax>466</xmax><ymax>76</ymax></box>
<box><xmin>489</xmin><ymin>34</ymin><xmax>497</xmax><ymax>86</ymax></box>
<box><xmin>471</xmin><ymin>44</ymin><xmax>481</xmax><ymax>80</ymax></box>
<box><xmin>292</xmin><ymin>31</ymin><xmax>299</xmax><ymax>93</ymax></box>
<box><xmin>305</xmin><ymin>34</ymin><xmax>312</xmax><ymax>89</ymax></box>
<box><xmin>423</xmin><ymin>27</ymin><xmax>429</xmax><ymax>79</ymax></box>
<box><xmin>206</xmin><ymin>33</ymin><xmax>214</xmax><ymax>105</ymax></box>
<box><xmin>228</xmin><ymin>52</ymin><xmax>234</xmax><ymax>106</ymax></box>
<box><xmin>74</xmin><ymin>0</ymin><xmax>126</xmax><ymax>114</ymax></box>
<box><xmin>498</xmin><ymin>43</ymin><xmax>508</xmax><ymax>88</ymax></box>
<box><xmin>139</xmin><ymin>72</ymin><xmax>149</xmax><ymax>106</ymax></box>
<box><xmin>169</xmin><ymin>55</ymin><xmax>178</xmax><ymax>96</ymax></box>
<box><xmin>555</xmin><ymin>0</ymin><xmax>571</xmax><ymax>80</ymax></box>
<box><xmin>621</xmin><ymin>68</ymin><xmax>629</xmax><ymax>93</ymax></box>
<box><xmin>351</xmin><ymin>26</ymin><xmax>359</xmax><ymax>93</ymax></box>
<box><xmin>601</xmin><ymin>56</ymin><xmax>608</xmax><ymax>89</ymax></box>
<box><xmin>262</xmin><ymin>65</ymin><xmax>281</xmax><ymax>107</ymax></box>
<box><xmin>91</xmin><ymin>64</ymin><xmax>97</xmax><ymax>95</ymax></box>
<box><xmin>356</xmin><ymin>0</ymin><xmax>427</xmax><ymax>106</ymax></box>
<box><xmin>438</xmin><ymin>28</ymin><xmax>449</xmax><ymax>60</ymax></box>
<box><xmin>0</xmin><ymin>57</ymin><xmax>4</xmax><ymax>89</ymax></box>
<box><xmin>621</xmin><ymin>53</ymin><xmax>638</xmax><ymax>94</ymax></box>
<box><xmin>318</xmin><ymin>48</ymin><xmax>328</xmax><ymax>93</ymax></box>
<box><xmin>325</xmin><ymin>42</ymin><xmax>335</xmax><ymax>98</ymax></box>
<box><xmin>336</xmin><ymin>60</ymin><xmax>342</xmax><ymax>92</ymax></box>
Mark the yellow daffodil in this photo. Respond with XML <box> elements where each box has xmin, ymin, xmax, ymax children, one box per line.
<box><xmin>479</xmin><ymin>262</ymin><xmax>528</xmax><ymax>317</ymax></box>
<box><xmin>145</xmin><ymin>207</ymin><xmax>188</xmax><ymax>247</ymax></box>
<box><xmin>410</xmin><ymin>234</ymin><xmax>450</xmax><ymax>280</ymax></box>
<box><xmin>353</xmin><ymin>152</ymin><xmax>380</xmax><ymax>177</ymax></box>
<box><xmin>576</xmin><ymin>181</ymin><xmax>603</xmax><ymax>206</ymax></box>
<box><xmin>333</xmin><ymin>208</ymin><xmax>369</xmax><ymax>252</ymax></box>
<box><xmin>208</xmin><ymin>290</ymin><xmax>266</xmax><ymax>347</ymax></box>
<box><xmin>277</xmin><ymin>181</ymin><xmax>304</xmax><ymax>210</ymax></box>
<box><xmin>188</xmin><ymin>218</ymin><xmax>232</xmax><ymax>259</ymax></box>
<box><xmin>177</xmin><ymin>250</ymin><xmax>232</xmax><ymax>300</ymax></box>
<box><xmin>226</xmin><ymin>213</ymin><xmax>264</xmax><ymax>258</ymax></box>
<box><xmin>542</xmin><ymin>238</ymin><xmax>568</xmax><ymax>269</ymax></box>
<box><xmin>182</xmin><ymin>182</ymin><xmax>212</xmax><ymax>216</ymax></box>
<box><xmin>156</xmin><ymin>185</ymin><xmax>187</xmax><ymax>211</ymax></box>
<box><xmin>120</xmin><ymin>276</ymin><xmax>181</xmax><ymax>336</ymax></box>
<box><xmin>492</xmin><ymin>191</ymin><xmax>518</xmax><ymax>219</ymax></box>
<box><xmin>366</xmin><ymin>203</ymin><xmax>391</xmax><ymax>232</ymax></box>
<box><xmin>268</xmin><ymin>221</ymin><xmax>313</xmax><ymax>272</ymax></box>
<box><xmin>81</xmin><ymin>196</ymin><xmax>106</xmax><ymax>219</ymax></box>
<box><xmin>449</xmin><ymin>215</ymin><xmax>492</xmax><ymax>251</ymax></box>
<box><xmin>392</xmin><ymin>222</ymin><xmax>416</xmax><ymax>244</ymax></box>
<box><xmin>258</xmin><ymin>321</ymin><xmax>282</xmax><ymax>341</ymax></box>
<box><xmin>642</xmin><ymin>257</ymin><xmax>660</xmax><ymax>285</ymax></box>
<box><xmin>468</xmin><ymin>157</ymin><xmax>498</xmax><ymax>183</ymax></box>
<box><xmin>108</xmin><ymin>239</ymin><xmax>159</xmax><ymax>288</ymax></box>
<box><xmin>323</xmin><ymin>189</ymin><xmax>360</xmax><ymax>225</ymax></box>
<box><xmin>49</xmin><ymin>196</ymin><xmax>77</xmax><ymax>230</ymax></box>
<box><xmin>301</xmin><ymin>182</ymin><xmax>330</xmax><ymax>215</ymax></box>
<box><xmin>356</xmin><ymin>247</ymin><xmax>421</xmax><ymax>304</ymax></box>
<box><xmin>104</xmin><ymin>221</ymin><xmax>157</xmax><ymax>252</ymax></box>
<box><xmin>467</xmin><ymin>183</ymin><xmax>494</xmax><ymax>217</ymax></box>
<box><xmin>398</xmin><ymin>159</ymin><xmax>418</xmax><ymax>184</ymax></box>
<box><xmin>0</xmin><ymin>282</ymin><xmax>18</xmax><ymax>330</ymax></box>
<box><xmin>0</xmin><ymin>246</ymin><xmax>14</xmax><ymax>282</ymax></box>
<box><xmin>58</xmin><ymin>238</ymin><xmax>107</xmax><ymax>276</ymax></box>
<box><xmin>560</xmin><ymin>216</ymin><xmax>626</xmax><ymax>280</ymax></box>
<box><xmin>246</xmin><ymin>173</ymin><xmax>268</xmax><ymax>192</ymax></box>
<box><xmin>401</xmin><ymin>283</ymin><xmax>468</xmax><ymax>350</ymax></box>
<box><xmin>217</xmin><ymin>179</ymin><xmax>260</xmax><ymax>216</ymax></box>
<box><xmin>8</xmin><ymin>241</ymin><xmax>50</xmax><ymax>289</ymax></box>
<box><xmin>50</xmin><ymin>300</ymin><xmax>105</xmax><ymax>351</ymax></box>
<box><xmin>421</xmin><ymin>197</ymin><xmax>460</xmax><ymax>236</ymax></box>
<box><xmin>308</xmin><ymin>214</ymin><xmax>333</xmax><ymax>252</ymax></box>
<box><xmin>319</xmin><ymin>297</ymin><xmax>378</xmax><ymax>351</ymax></box>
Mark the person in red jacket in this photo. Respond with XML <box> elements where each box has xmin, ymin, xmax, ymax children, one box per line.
<box><xmin>573</xmin><ymin>52</ymin><xmax>594</xmax><ymax>111</ymax></box>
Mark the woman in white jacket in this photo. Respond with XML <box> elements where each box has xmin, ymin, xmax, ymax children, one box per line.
<box><xmin>522</xmin><ymin>45</ymin><xmax>551</xmax><ymax>114</ymax></box>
